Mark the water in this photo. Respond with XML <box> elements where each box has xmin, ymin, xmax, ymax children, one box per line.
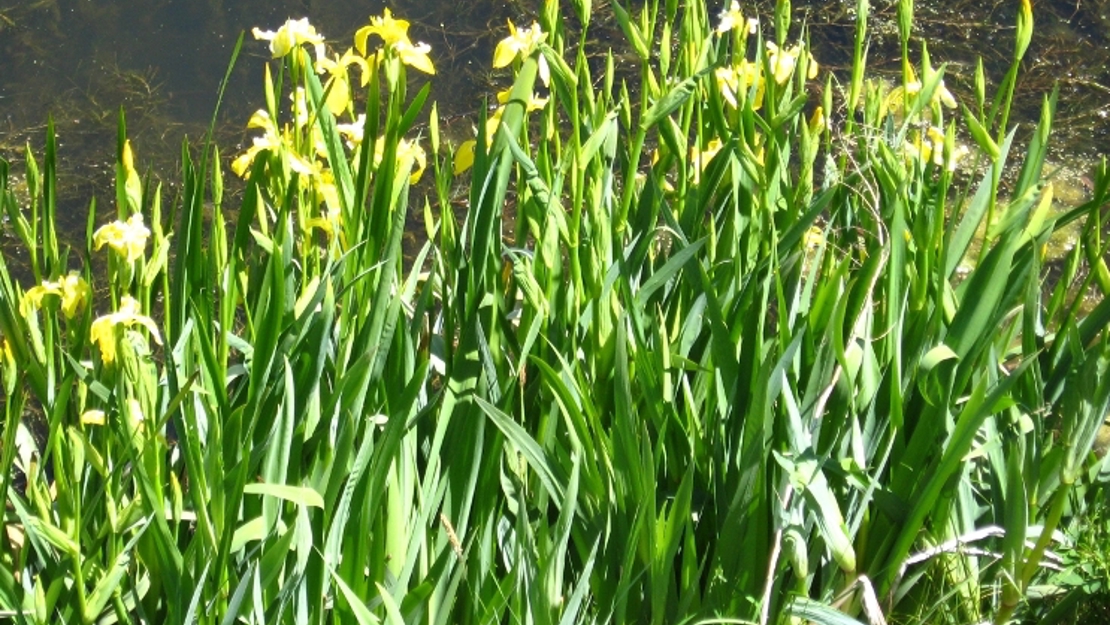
<box><xmin>1</xmin><ymin>0</ymin><xmax>1107</xmax><ymax>260</ymax></box>
<box><xmin>1</xmin><ymin>0</ymin><xmax>522</xmax><ymax>272</ymax></box>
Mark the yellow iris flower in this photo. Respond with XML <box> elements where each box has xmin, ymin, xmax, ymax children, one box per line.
<box><xmin>882</xmin><ymin>66</ymin><xmax>958</xmax><ymax>119</ymax></box>
<box><xmin>454</xmin><ymin>140</ymin><xmax>477</xmax><ymax>176</ymax></box>
<box><xmin>93</xmin><ymin>213</ymin><xmax>151</xmax><ymax>263</ymax></box>
<box><xmin>252</xmin><ymin>18</ymin><xmax>325</xmax><ymax>59</ymax></box>
<box><xmin>315</xmin><ymin>48</ymin><xmax>371</xmax><ymax>116</ymax></box>
<box><xmin>715</xmin><ymin>61</ymin><xmax>764</xmax><ymax>110</ymax></box>
<box><xmin>716</xmin><ymin>1</ymin><xmax>745</xmax><ymax>34</ymax></box>
<box><xmin>452</xmin><ymin>105</ymin><xmax>508</xmax><ymax>175</ymax></box>
<box><xmin>20</xmin><ymin>272</ymin><xmax>89</xmax><ymax>319</ymax></box>
<box><xmin>493</xmin><ymin>20</ymin><xmax>550</xmax><ymax>86</ymax></box>
<box><xmin>231</xmin><ymin>110</ymin><xmax>284</xmax><ymax>177</ymax></box>
<box><xmin>354</xmin><ymin>9</ymin><xmax>435</xmax><ymax>75</ymax></box>
<box><xmin>231</xmin><ymin>109</ymin><xmax>318</xmax><ymax>179</ymax></box>
<box><xmin>904</xmin><ymin>126</ymin><xmax>970</xmax><ymax>172</ymax></box>
<box><xmin>90</xmin><ymin>296</ymin><xmax>163</xmax><ymax>365</ymax></box>
<box><xmin>690</xmin><ymin>138</ymin><xmax>724</xmax><ymax>184</ymax></box>
<box><xmin>766</xmin><ymin>42</ymin><xmax>819</xmax><ymax>85</ymax></box>
<box><xmin>355</xmin><ymin>8</ymin><xmax>411</xmax><ymax>49</ymax></box>
<box><xmin>336</xmin><ymin>114</ymin><xmax>366</xmax><ymax>147</ymax></box>
<box><xmin>392</xmin><ymin>40</ymin><xmax>436</xmax><ymax>75</ymax></box>
<box><xmin>905</xmin><ymin>76</ymin><xmax>957</xmax><ymax>110</ymax></box>
<box><xmin>373</xmin><ymin>137</ymin><xmax>427</xmax><ymax>184</ymax></box>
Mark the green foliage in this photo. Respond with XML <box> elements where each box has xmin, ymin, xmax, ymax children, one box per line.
<box><xmin>0</xmin><ymin>0</ymin><xmax>1109</xmax><ymax>624</ymax></box>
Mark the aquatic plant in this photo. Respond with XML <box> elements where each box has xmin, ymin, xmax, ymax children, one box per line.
<box><xmin>0</xmin><ymin>0</ymin><xmax>1109</xmax><ymax>623</ymax></box>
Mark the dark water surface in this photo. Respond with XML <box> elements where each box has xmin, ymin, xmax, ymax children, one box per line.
<box><xmin>1</xmin><ymin>0</ymin><xmax>1108</xmax><ymax>252</ymax></box>
<box><xmin>0</xmin><ymin>0</ymin><xmax>516</xmax><ymax>242</ymax></box>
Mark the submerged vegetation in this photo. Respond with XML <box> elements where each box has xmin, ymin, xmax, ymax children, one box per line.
<box><xmin>1</xmin><ymin>0</ymin><xmax>1110</xmax><ymax>622</ymax></box>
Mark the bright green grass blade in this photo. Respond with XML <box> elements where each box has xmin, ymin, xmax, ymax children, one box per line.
<box><xmin>377</xmin><ymin>582</ymin><xmax>406</xmax><ymax>625</ymax></box>
<box><xmin>878</xmin><ymin>358</ymin><xmax>1031</xmax><ymax>595</ymax></box>
<box><xmin>475</xmin><ymin>396</ymin><xmax>565</xmax><ymax>504</ymax></box>
<box><xmin>634</xmin><ymin>238</ymin><xmax>707</xmax><ymax>310</ymax></box>
<box><xmin>83</xmin><ymin>520</ymin><xmax>148</xmax><ymax>623</ymax></box>
<box><xmin>945</xmin><ymin>232</ymin><xmax>1017</xmax><ymax>360</ymax></box>
<box><xmin>219</xmin><ymin>563</ymin><xmax>254</xmax><ymax>625</ymax></box>
<box><xmin>787</xmin><ymin>597</ymin><xmax>868</xmax><ymax>625</ymax></box>
<box><xmin>242</xmin><ymin>483</ymin><xmax>324</xmax><ymax>508</ymax></box>
<box><xmin>944</xmin><ymin>129</ymin><xmax>1016</xmax><ymax>277</ymax></box>
<box><xmin>304</xmin><ymin>56</ymin><xmax>355</xmax><ymax>214</ymax></box>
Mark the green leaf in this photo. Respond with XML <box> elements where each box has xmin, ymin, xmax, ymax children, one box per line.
<box><xmin>610</xmin><ymin>0</ymin><xmax>649</xmax><ymax>61</ymax></box>
<box><xmin>242</xmin><ymin>483</ymin><xmax>325</xmax><ymax>508</ymax></box>
<box><xmin>330</xmin><ymin>565</ymin><xmax>382</xmax><ymax>625</ymax></box>
<box><xmin>787</xmin><ymin>597</ymin><xmax>869</xmax><ymax>625</ymax></box>
<box><xmin>640</xmin><ymin>68</ymin><xmax>711</xmax><ymax>131</ymax></box>
<box><xmin>377</xmin><ymin>583</ymin><xmax>406</xmax><ymax>625</ymax></box>
<box><xmin>84</xmin><ymin>520</ymin><xmax>149</xmax><ymax>622</ymax></box>
<box><xmin>474</xmin><ymin>396</ymin><xmax>565</xmax><ymax>503</ymax></box>
<box><xmin>634</xmin><ymin>238</ymin><xmax>707</xmax><ymax>309</ymax></box>
<box><xmin>962</xmin><ymin>105</ymin><xmax>1000</xmax><ymax>160</ymax></box>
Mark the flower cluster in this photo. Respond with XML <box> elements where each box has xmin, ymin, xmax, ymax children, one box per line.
<box><xmin>493</xmin><ymin>19</ymin><xmax>550</xmax><ymax>86</ymax></box>
<box><xmin>903</xmin><ymin>126</ymin><xmax>970</xmax><ymax>172</ymax></box>
<box><xmin>715</xmin><ymin>61</ymin><xmax>764</xmax><ymax>110</ymax></box>
<box><xmin>233</xmin><ymin>13</ymin><xmax>432</xmax><ymax>244</ymax></box>
<box><xmin>713</xmin><ymin>4</ymin><xmax>819</xmax><ymax>111</ymax></box>
<box><xmin>453</xmin><ymin>20</ymin><xmax>551</xmax><ymax>175</ymax></box>
<box><xmin>766</xmin><ymin>41</ymin><xmax>818</xmax><ymax>85</ymax></box>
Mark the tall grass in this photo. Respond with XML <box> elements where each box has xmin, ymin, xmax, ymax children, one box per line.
<box><xmin>1</xmin><ymin>0</ymin><xmax>1109</xmax><ymax>623</ymax></box>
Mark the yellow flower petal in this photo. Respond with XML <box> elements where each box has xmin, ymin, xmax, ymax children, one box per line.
<box><xmin>336</xmin><ymin>114</ymin><xmax>366</xmax><ymax>147</ymax></box>
<box><xmin>399</xmin><ymin>139</ymin><xmax>427</xmax><ymax>184</ymax></box>
<box><xmin>81</xmin><ymin>410</ymin><xmax>106</xmax><ymax>426</ymax></box>
<box><xmin>21</xmin><ymin>283</ymin><xmax>59</xmax><ymax>317</ymax></box>
<box><xmin>496</xmin><ymin>88</ymin><xmax>548</xmax><ymax>111</ymax></box>
<box><xmin>716</xmin><ymin>1</ymin><xmax>744</xmax><ymax>33</ymax></box>
<box><xmin>394</xmin><ymin>40</ymin><xmax>436</xmax><ymax>75</ymax></box>
<box><xmin>936</xmin><ymin>80</ymin><xmax>957</xmax><ymax>109</ymax></box>
<box><xmin>808</xmin><ymin>106</ymin><xmax>826</xmax><ymax>135</ymax></box>
<box><xmin>231</xmin><ymin>144</ymin><xmax>264</xmax><ymax>177</ymax></box>
<box><xmin>454</xmin><ymin>140</ymin><xmax>477</xmax><ymax>175</ymax></box>
<box><xmin>493</xmin><ymin>38</ymin><xmax>518</xmax><ymax>69</ymax></box>
<box><xmin>767</xmin><ymin>42</ymin><xmax>800</xmax><ymax>85</ymax></box>
<box><xmin>90</xmin><ymin>316</ymin><xmax>117</xmax><ymax>364</ymax></box>
<box><xmin>492</xmin><ymin>19</ymin><xmax>546</xmax><ymax>68</ymax></box>
<box><xmin>59</xmin><ymin>273</ymin><xmax>89</xmax><ymax>319</ymax></box>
